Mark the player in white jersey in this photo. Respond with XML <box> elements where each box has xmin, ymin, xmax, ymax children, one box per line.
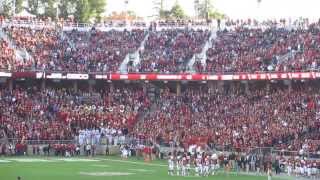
<box><xmin>311</xmin><ymin>161</ymin><xmax>317</xmax><ymax>179</ymax></box>
<box><xmin>287</xmin><ymin>161</ymin><xmax>292</xmax><ymax>176</ymax></box>
<box><xmin>307</xmin><ymin>163</ymin><xmax>312</xmax><ymax>178</ymax></box>
<box><xmin>300</xmin><ymin>162</ymin><xmax>305</xmax><ymax>176</ymax></box>
<box><xmin>186</xmin><ymin>154</ymin><xmax>191</xmax><ymax>176</ymax></box>
<box><xmin>294</xmin><ymin>163</ymin><xmax>301</xmax><ymax>177</ymax></box>
<box><xmin>204</xmin><ymin>156</ymin><xmax>211</xmax><ymax>176</ymax></box>
<box><xmin>195</xmin><ymin>155</ymin><xmax>202</xmax><ymax>176</ymax></box>
<box><xmin>267</xmin><ymin>167</ymin><xmax>272</xmax><ymax>180</ymax></box>
<box><xmin>168</xmin><ymin>156</ymin><xmax>174</xmax><ymax>176</ymax></box>
<box><xmin>176</xmin><ymin>156</ymin><xmax>182</xmax><ymax>176</ymax></box>
<box><xmin>211</xmin><ymin>153</ymin><xmax>218</xmax><ymax>175</ymax></box>
<box><xmin>181</xmin><ymin>157</ymin><xmax>187</xmax><ymax>176</ymax></box>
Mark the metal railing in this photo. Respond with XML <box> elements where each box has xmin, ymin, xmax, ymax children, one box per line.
<box><xmin>7</xmin><ymin>138</ymin><xmax>76</xmax><ymax>145</ymax></box>
<box><xmin>210</xmin><ymin>144</ymin><xmax>320</xmax><ymax>159</ymax></box>
<box><xmin>1</xmin><ymin>67</ymin><xmax>320</xmax><ymax>75</ymax></box>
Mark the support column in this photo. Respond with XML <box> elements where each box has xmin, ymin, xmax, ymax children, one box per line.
<box><xmin>8</xmin><ymin>79</ymin><xmax>13</xmax><ymax>92</ymax></box>
<box><xmin>287</xmin><ymin>80</ymin><xmax>292</xmax><ymax>92</ymax></box>
<box><xmin>176</xmin><ymin>82</ymin><xmax>181</xmax><ymax>96</ymax></box>
<box><xmin>143</xmin><ymin>82</ymin><xmax>147</xmax><ymax>94</ymax></box>
<box><xmin>41</xmin><ymin>79</ymin><xmax>46</xmax><ymax>91</ymax></box>
<box><xmin>217</xmin><ymin>81</ymin><xmax>224</xmax><ymax>93</ymax></box>
<box><xmin>88</xmin><ymin>80</ymin><xmax>95</xmax><ymax>93</ymax></box>
<box><xmin>266</xmin><ymin>82</ymin><xmax>271</xmax><ymax>92</ymax></box>
<box><xmin>73</xmin><ymin>81</ymin><xmax>78</xmax><ymax>93</ymax></box>
<box><xmin>208</xmin><ymin>81</ymin><xmax>215</xmax><ymax>94</ymax></box>
<box><xmin>109</xmin><ymin>82</ymin><xmax>114</xmax><ymax>93</ymax></box>
<box><xmin>244</xmin><ymin>81</ymin><xmax>250</xmax><ymax>95</ymax></box>
<box><xmin>88</xmin><ymin>83</ymin><xmax>93</xmax><ymax>92</ymax></box>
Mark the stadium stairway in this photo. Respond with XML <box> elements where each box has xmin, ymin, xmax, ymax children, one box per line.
<box><xmin>186</xmin><ymin>28</ymin><xmax>217</xmax><ymax>73</ymax></box>
<box><xmin>0</xmin><ymin>28</ymin><xmax>29</xmax><ymax>62</ymax></box>
<box><xmin>0</xmin><ymin>128</ymin><xmax>8</xmax><ymax>145</ymax></box>
<box><xmin>119</xmin><ymin>31</ymin><xmax>149</xmax><ymax>73</ymax></box>
<box><xmin>61</xmin><ymin>31</ymin><xmax>76</xmax><ymax>50</ymax></box>
<box><xmin>275</xmin><ymin>50</ymin><xmax>297</xmax><ymax>69</ymax></box>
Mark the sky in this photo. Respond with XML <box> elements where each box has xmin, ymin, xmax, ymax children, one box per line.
<box><xmin>105</xmin><ymin>0</ymin><xmax>320</xmax><ymax>20</ymax></box>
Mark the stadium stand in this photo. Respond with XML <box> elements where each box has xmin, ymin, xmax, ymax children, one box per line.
<box><xmin>0</xmin><ymin>85</ymin><xmax>149</xmax><ymax>143</ymax></box>
<box><xmin>137</xmin><ymin>29</ymin><xmax>210</xmax><ymax>73</ymax></box>
<box><xmin>0</xmin><ymin>17</ymin><xmax>319</xmax><ymax>162</ymax></box>
<box><xmin>0</xmin><ymin>38</ymin><xmax>16</xmax><ymax>70</ymax></box>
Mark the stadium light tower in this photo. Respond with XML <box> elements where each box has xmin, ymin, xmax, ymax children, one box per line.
<box><xmin>124</xmin><ymin>0</ymin><xmax>129</xmax><ymax>21</ymax></box>
<box><xmin>53</xmin><ymin>1</ymin><xmax>60</xmax><ymax>20</ymax></box>
<box><xmin>257</xmin><ymin>0</ymin><xmax>262</xmax><ymax>21</ymax></box>
<box><xmin>0</xmin><ymin>0</ymin><xmax>2</xmax><ymax>13</ymax></box>
<box><xmin>194</xmin><ymin>0</ymin><xmax>199</xmax><ymax>19</ymax></box>
<box><xmin>13</xmin><ymin>0</ymin><xmax>16</xmax><ymax>16</ymax></box>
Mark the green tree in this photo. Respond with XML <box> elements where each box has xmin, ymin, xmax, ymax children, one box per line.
<box><xmin>72</xmin><ymin>0</ymin><xmax>107</xmax><ymax>23</ymax></box>
<box><xmin>27</xmin><ymin>0</ymin><xmax>40</xmax><ymax>15</ymax></box>
<box><xmin>58</xmin><ymin>0</ymin><xmax>77</xmax><ymax>19</ymax></box>
<box><xmin>0</xmin><ymin>0</ymin><xmax>12</xmax><ymax>16</ymax></box>
<box><xmin>88</xmin><ymin>0</ymin><xmax>107</xmax><ymax>22</ymax></box>
<box><xmin>41</xmin><ymin>0</ymin><xmax>56</xmax><ymax>19</ymax></box>
<box><xmin>75</xmin><ymin>0</ymin><xmax>91</xmax><ymax>22</ymax></box>
<box><xmin>196</xmin><ymin>0</ymin><xmax>225</xmax><ymax>19</ymax></box>
<box><xmin>153</xmin><ymin>0</ymin><xmax>166</xmax><ymax>19</ymax></box>
<box><xmin>170</xmin><ymin>1</ymin><xmax>186</xmax><ymax>19</ymax></box>
<box><xmin>153</xmin><ymin>0</ymin><xmax>186</xmax><ymax>19</ymax></box>
<box><xmin>15</xmin><ymin>0</ymin><xmax>24</xmax><ymax>14</ymax></box>
<box><xmin>0</xmin><ymin>0</ymin><xmax>24</xmax><ymax>16</ymax></box>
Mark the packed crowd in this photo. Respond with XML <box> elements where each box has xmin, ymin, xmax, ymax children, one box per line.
<box><xmin>0</xmin><ymin>84</ymin><xmax>149</xmax><ymax>143</ymax></box>
<box><xmin>1</xmin><ymin>20</ymin><xmax>320</xmax><ymax>73</ymax></box>
<box><xmin>3</xmin><ymin>26</ymin><xmax>146</xmax><ymax>72</ymax></box>
<box><xmin>64</xmin><ymin>29</ymin><xmax>145</xmax><ymax>72</ymax></box>
<box><xmin>136</xmin><ymin>29</ymin><xmax>210</xmax><ymax>73</ymax></box>
<box><xmin>0</xmin><ymin>38</ymin><xmax>16</xmax><ymax>70</ymax></box>
<box><xmin>133</xmin><ymin>83</ymin><xmax>320</xmax><ymax>155</ymax></box>
<box><xmin>195</xmin><ymin>23</ymin><xmax>320</xmax><ymax>73</ymax></box>
<box><xmin>0</xmin><ymin>81</ymin><xmax>319</xmax><ymax>158</ymax></box>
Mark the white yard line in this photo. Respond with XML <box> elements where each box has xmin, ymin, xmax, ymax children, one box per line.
<box><xmin>6</xmin><ymin>158</ymin><xmax>53</xmax><ymax>162</ymax></box>
<box><xmin>93</xmin><ymin>158</ymin><xmax>167</xmax><ymax>167</ymax></box>
<box><xmin>55</xmin><ymin>158</ymin><xmax>100</xmax><ymax>162</ymax></box>
<box><xmin>92</xmin><ymin>159</ymin><xmax>295</xmax><ymax>180</ymax></box>
<box><xmin>79</xmin><ymin>172</ymin><xmax>134</xmax><ymax>176</ymax></box>
<box><xmin>128</xmin><ymin>169</ymin><xmax>154</xmax><ymax>172</ymax></box>
<box><xmin>0</xmin><ymin>160</ymin><xmax>11</xmax><ymax>163</ymax></box>
<box><xmin>90</xmin><ymin>164</ymin><xmax>110</xmax><ymax>168</ymax></box>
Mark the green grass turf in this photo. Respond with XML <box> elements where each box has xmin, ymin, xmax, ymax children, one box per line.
<box><xmin>0</xmin><ymin>156</ymin><xmax>292</xmax><ymax>180</ymax></box>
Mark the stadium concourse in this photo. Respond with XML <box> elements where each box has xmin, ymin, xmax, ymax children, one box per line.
<box><xmin>0</xmin><ymin>17</ymin><xmax>320</xmax><ymax>179</ymax></box>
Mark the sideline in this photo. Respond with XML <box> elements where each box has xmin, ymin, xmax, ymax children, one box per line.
<box><xmin>92</xmin><ymin>158</ymin><xmax>299</xmax><ymax>180</ymax></box>
<box><xmin>93</xmin><ymin>158</ymin><xmax>167</xmax><ymax>167</ymax></box>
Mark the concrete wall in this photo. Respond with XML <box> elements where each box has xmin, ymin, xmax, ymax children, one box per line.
<box><xmin>26</xmin><ymin>145</ymin><xmax>120</xmax><ymax>156</ymax></box>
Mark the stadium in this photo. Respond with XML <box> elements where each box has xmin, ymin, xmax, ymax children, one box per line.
<box><xmin>0</xmin><ymin>0</ymin><xmax>320</xmax><ymax>180</ymax></box>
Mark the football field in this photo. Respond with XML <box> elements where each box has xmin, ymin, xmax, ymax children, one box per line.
<box><xmin>0</xmin><ymin>156</ymin><xmax>292</xmax><ymax>180</ymax></box>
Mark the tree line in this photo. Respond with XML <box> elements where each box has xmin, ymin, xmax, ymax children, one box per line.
<box><xmin>154</xmin><ymin>0</ymin><xmax>224</xmax><ymax>20</ymax></box>
<box><xmin>0</xmin><ymin>0</ymin><xmax>224</xmax><ymax>22</ymax></box>
<box><xmin>0</xmin><ymin>0</ymin><xmax>106</xmax><ymax>22</ymax></box>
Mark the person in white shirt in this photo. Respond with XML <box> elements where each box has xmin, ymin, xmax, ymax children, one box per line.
<box><xmin>186</xmin><ymin>154</ymin><xmax>191</xmax><ymax>176</ymax></box>
<box><xmin>121</xmin><ymin>146</ymin><xmax>128</xmax><ymax>159</ymax></box>
<box><xmin>176</xmin><ymin>156</ymin><xmax>182</xmax><ymax>176</ymax></box>
<box><xmin>181</xmin><ymin>157</ymin><xmax>187</xmax><ymax>176</ymax></box>
<box><xmin>307</xmin><ymin>163</ymin><xmax>312</xmax><ymax>178</ymax></box>
<box><xmin>195</xmin><ymin>155</ymin><xmax>202</xmax><ymax>176</ymax></box>
<box><xmin>85</xmin><ymin>143</ymin><xmax>91</xmax><ymax>156</ymax></box>
<box><xmin>204</xmin><ymin>156</ymin><xmax>210</xmax><ymax>176</ymax></box>
<box><xmin>168</xmin><ymin>156</ymin><xmax>174</xmax><ymax>176</ymax></box>
<box><xmin>211</xmin><ymin>153</ymin><xmax>218</xmax><ymax>175</ymax></box>
<box><xmin>267</xmin><ymin>167</ymin><xmax>272</xmax><ymax>180</ymax></box>
<box><xmin>287</xmin><ymin>161</ymin><xmax>292</xmax><ymax>176</ymax></box>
